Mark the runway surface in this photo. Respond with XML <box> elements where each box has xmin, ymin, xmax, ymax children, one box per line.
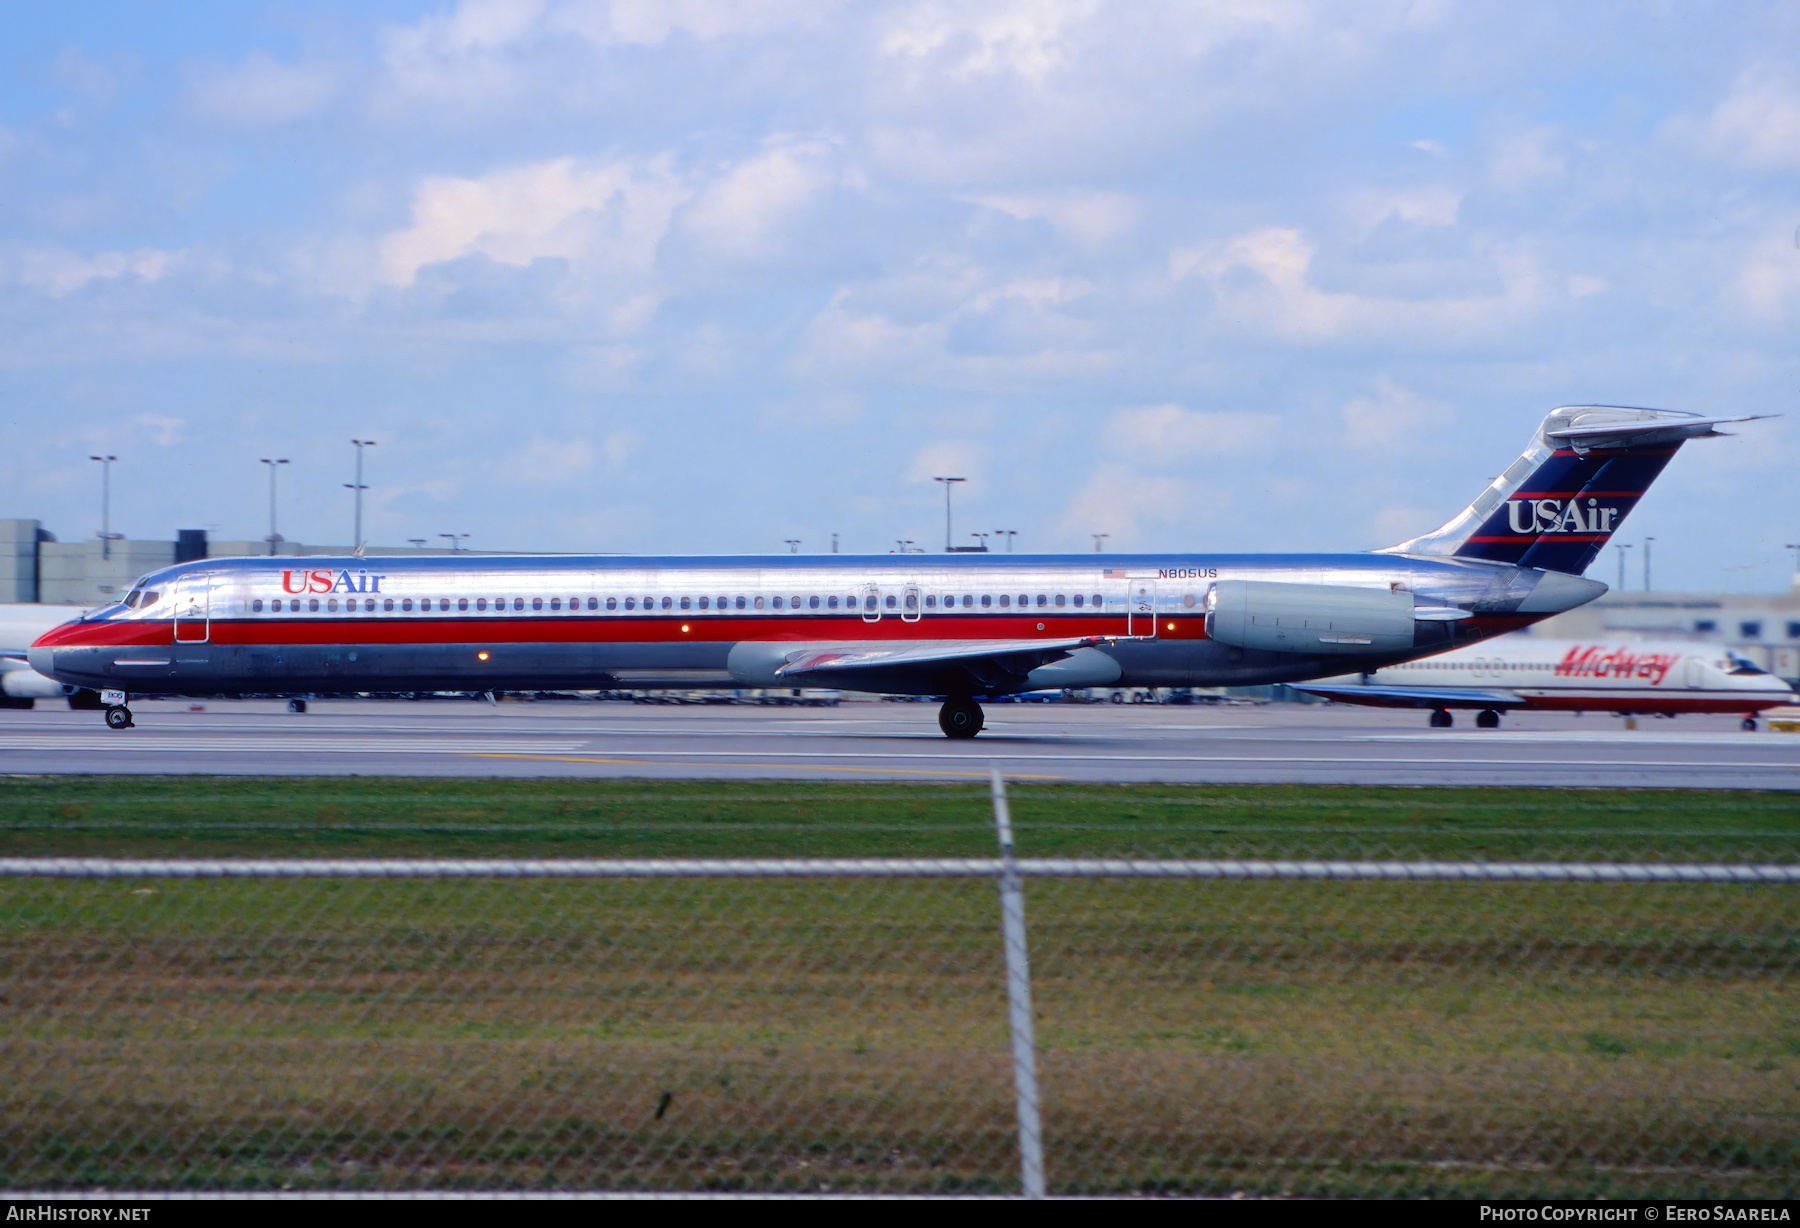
<box><xmin>2</xmin><ymin>698</ymin><xmax>1796</xmax><ymax>787</ymax></box>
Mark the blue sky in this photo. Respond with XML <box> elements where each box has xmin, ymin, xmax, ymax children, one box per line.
<box><xmin>1</xmin><ymin>1</ymin><xmax>1796</xmax><ymax>591</ymax></box>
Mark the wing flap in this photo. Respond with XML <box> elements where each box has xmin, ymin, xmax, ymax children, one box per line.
<box><xmin>1292</xmin><ymin>683</ymin><xmax>1527</xmax><ymax>710</ymax></box>
<box><xmin>776</xmin><ymin>636</ymin><xmax>1099</xmax><ymax>678</ymax></box>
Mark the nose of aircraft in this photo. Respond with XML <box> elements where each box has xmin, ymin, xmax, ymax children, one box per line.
<box><xmin>1516</xmin><ymin>569</ymin><xmax>1610</xmax><ymax>614</ymax></box>
<box><xmin>27</xmin><ymin>644</ymin><xmax>55</xmax><ymax>677</ymax></box>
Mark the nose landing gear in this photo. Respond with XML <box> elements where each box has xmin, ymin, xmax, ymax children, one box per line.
<box><xmin>104</xmin><ymin>705</ymin><xmax>134</xmax><ymax>730</ymax></box>
<box><xmin>1742</xmin><ymin>715</ymin><xmax>1759</xmax><ymax>732</ymax></box>
<box><xmin>938</xmin><ymin>696</ymin><xmax>985</xmax><ymax>739</ymax></box>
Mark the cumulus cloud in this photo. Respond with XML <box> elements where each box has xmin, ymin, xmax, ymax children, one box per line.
<box><xmin>377</xmin><ymin>156</ymin><xmax>687</xmax><ymax>288</ymax></box>
<box><xmin>681</xmin><ymin>137</ymin><xmax>841</xmax><ymax>260</ymax></box>
<box><xmin>1488</xmin><ymin>125</ymin><xmax>1566</xmax><ymax>190</ymax></box>
<box><xmin>904</xmin><ymin>438</ymin><xmax>982</xmax><ymax>485</ymax></box>
<box><xmin>1345</xmin><ymin>185</ymin><xmax>1461</xmax><ymax>234</ymax></box>
<box><xmin>1170</xmin><ymin>227</ymin><xmax>1549</xmax><ymax>345</ymax></box>
<box><xmin>1339</xmin><ymin>378</ymin><xmax>1452</xmax><ymax>449</ymax></box>
<box><xmin>1105</xmin><ymin>404</ymin><xmax>1275</xmax><ymax>458</ymax></box>
<box><xmin>1056</xmin><ymin>462</ymin><xmax>1187</xmax><ymax>547</ymax></box>
<box><xmin>501</xmin><ymin>432</ymin><xmax>594</xmax><ymax>483</ymax></box>
<box><xmin>1665</xmin><ymin>64</ymin><xmax>1800</xmax><ymax>170</ymax></box>
<box><xmin>16</xmin><ymin>247</ymin><xmax>179</xmax><ymax>296</ymax></box>
<box><xmin>186</xmin><ymin>51</ymin><xmax>338</xmax><ymax>125</ymax></box>
<box><xmin>972</xmin><ymin>191</ymin><xmax>1139</xmax><ymax>245</ymax></box>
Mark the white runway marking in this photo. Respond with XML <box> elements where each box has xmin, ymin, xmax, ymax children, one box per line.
<box><xmin>1361</xmin><ymin>731</ymin><xmax>1793</xmax><ymax>746</ymax></box>
<box><xmin>0</xmin><ymin>736</ymin><xmax>589</xmax><ymax>754</ymax></box>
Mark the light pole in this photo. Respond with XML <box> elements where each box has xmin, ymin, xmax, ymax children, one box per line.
<box><xmin>971</xmin><ymin>532</ymin><xmax>990</xmax><ymax>551</ymax></box>
<box><xmin>995</xmin><ymin>530</ymin><xmax>1017</xmax><ymax>553</ymax></box>
<box><xmin>1092</xmin><ymin>533</ymin><xmax>1109</xmax><ymax>552</ymax></box>
<box><xmin>88</xmin><ymin>455</ymin><xmax>118</xmax><ymax>559</ymax></box>
<box><xmin>831</xmin><ymin>533</ymin><xmax>839</xmax><ymax>555</ymax></box>
<box><xmin>1643</xmin><ymin>536</ymin><xmax>1654</xmax><ymax>592</ymax></box>
<box><xmin>1786</xmin><ymin>544</ymin><xmax>1800</xmax><ymax>586</ymax></box>
<box><xmin>347</xmin><ymin>439</ymin><xmax>376</xmax><ymax>550</ymax></box>
<box><xmin>1613</xmin><ymin>543</ymin><xmax>1632</xmax><ymax>592</ymax></box>
<box><xmin>407</xmin><ymin>539</ymin><xmax>426</xmax><ymax>550</ymax></box>
<box><xmin>439</xmin><ymin>533</ymin><xmax>469</xmax><ymax>553</ymax></box>
<box><xmin>259</xmin><ymin>458</ymin><xmax>289</xmax><ymax>555</ymax></box>
<box><xmin>934</xmin><ymin>477</ymin><xmax>965</xmax><ymax>552</ymax></box>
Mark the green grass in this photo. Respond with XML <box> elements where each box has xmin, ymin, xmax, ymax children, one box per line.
<box><xmin>0</xmin><ymin>777</ymin><xmax>1796</xmax><ymax>1195</ymax></box>
<box><xmin>0</xmin><ymin>775</ymin><xmax>1795</xmax><ymax>861</ymax></box>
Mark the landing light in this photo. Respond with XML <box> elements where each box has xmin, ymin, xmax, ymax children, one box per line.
<box><xmin>477</xmin><ymin>651</ymin><xmax>489</xmax><ymax>661</ymax></box>
<box><xmin>1167</xmin><ymin>622</ymin><xmax>1175</xmax><ymax>631</ymax></box>
<box><xmin>681</xmin><ymin>624</ymin><xmax>690</xmax><ymax>632</ymax></box>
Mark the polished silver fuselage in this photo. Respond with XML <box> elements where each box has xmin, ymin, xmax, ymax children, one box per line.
<box><xmin>30</xmin><ymin>551</ymin><xmax>1594</xmax><ymax>698</ymax></box>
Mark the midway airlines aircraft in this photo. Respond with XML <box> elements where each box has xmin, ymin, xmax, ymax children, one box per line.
<box><xmin>29</xmin><ymin>405</ymin><xmax>1764</xmax><ymax>737</ymax></box>
<box><xmin>1296</xmin><ymin>638</ymin><xmax>1796</xmax><ymax>730</ymax></box>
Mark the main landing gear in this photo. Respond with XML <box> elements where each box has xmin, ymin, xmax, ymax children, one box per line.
<box><xmin>1742</xmin><ymin>716</ymin><xmax>1759</xmax><ymax>733</ymax></box>
<box><xmin>1429</xmin><ymin>708</ymin><xmax>1453</xmax><ymax>729</ymax></box>
<box><xmin>1475</xmin><ymin>709</ymin><xmax>1501</xmax><ymax>729</ymax></box>
<box><xmin>938</xmin><ymin>696</ymin><xmax>985</xmax><ymax>739</ymax></box>
<box><xmin>104</xmin><ymin>705</ymin><xmax>133</xmax><ymax>730</ymax></box>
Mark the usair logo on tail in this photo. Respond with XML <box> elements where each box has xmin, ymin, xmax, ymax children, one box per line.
<box><xmin>1505</xmin><ymin>498</ymin><xmax>1622</xmax><ymax>535</ymax></box>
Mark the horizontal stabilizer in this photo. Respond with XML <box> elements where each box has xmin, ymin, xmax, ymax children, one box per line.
<box><xmin>1545</xmin><ymin>414</ymin><xmax>1772</xmax><ymax>451</ymax></box>
<box><xmin>1292</xmin><ymin>683</ymin><xmax>1527</xmax><ymax>710</ymax></box>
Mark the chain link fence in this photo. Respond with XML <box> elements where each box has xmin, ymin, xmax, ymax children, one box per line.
<box><xmin>2</xmin><ymin>780</ymin><xmax>1797</xmax><ymax>1197</ymax></box>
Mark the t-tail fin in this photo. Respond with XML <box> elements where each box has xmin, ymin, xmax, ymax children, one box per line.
<box><xmin>1380</xmin><ymin>406</ymin><xmax>1769</xmax><ymax>574</ymax></box>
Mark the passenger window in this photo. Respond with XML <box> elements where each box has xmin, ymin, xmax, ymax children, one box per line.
<box><xmin>515</xmin><ymin>598</ymin><xmax>525</xmax><ymax>611</ymax></box>
<box><xmin>528</xmin><ymin>598</ymin><xmax>540</xmax><ymax>611</ymax></box>
<box><xmin>252</xmin><ymin>599</ymin><xmax>263</xmax><ymax>612</ymax></box>
<box><xmin>735</xmin><ymin>596</ymin><xmax>746</xmax><ymax>609</ymax></box>
<box><xmin>925</xmin><ymin>595</ymin><xmax>936</xmax><ymax>609</ymax></box>
<box><xmin>981</xmin><ymin>595</ymin><xmax>992</xmax><ymax>608</ymax></box>
<box><xmin>401</xmin><ymin>598</ymin><xmax>413</xmax><ymax>612</ymax></box>
<box><xmin>998</xmin><ymin>595</ymin><xmax>1010</xmax><ymax>607</ymax></box>
<box><xmin>904</xmin><ymin>593</ymin><xmax>917</xmax><ymax>609</ymax></box>
<box><xmin>586</xmin><ymin>597</ymin><xmax>596</xmax><ymax>611</ymax></box>
<box><xmin>458</xmin><ymin>598</ymin><xmax>469</xmax><ymax>612</ymax></box>
<box><xmin>476</xmin><ymin>598</ymin><xmax>486</xmax><ymax>611</ymax></box>
<box><xmin>661</xmin><ymin>597</ymin><xmax>672</xmax><ymax>610</ymax></box>
<box><xmin>680</xmin><ymin>596</ymin><xmax>691</xmax><ymax>610</ymax></box>
<box><xmin>1054</xmin><ymin>594</ymin><xmax>1065</xmax><ymax>608</ymax></box>
<box><xmin>327</xmin><ymin>599</ymin><xmax>339</xmax><ymax>612</ymax></box>
<box><xmin>623</xmin><ymin>597</ymin><xmax>634</xmax><ymax>610</ymax></box>
<box><xmin>1092</xmin><ymin>594</ymin><xmax>1102</xmax><ymax>607</ymax></box>
<box><xmin>886</xmin><ymin>595</ymin><xmax>897</xmax><ymax>609</ymax></box>
<box><xmin>549</xmin><ymin>597</ymin><xmax>560</xmax><ymax>611</ymax></box>
<box><xmin>1183</xmin><ymin>593</ymin><xmax>1196</xmax><ymax>608</ymax></box>
<box><xmin>1036</xmin><ymin>594</ymin><xmax>1047</xmax><ymax>608</ymax></box>
<box><xmin>606</xmin><ymin>598</ymin><xmax>616</xmax><ymax>611</ymax></box>
<box><xmin>1073</xmin><ymin>594</ymin><xmax>1084</xmax><ymax>608</ymax></box>
<box><xmin>773</xmin><ymin>597</ymin><xmax>784</xmax><ymax>609</ymax></box>
<box><xmin>719</xmin><ymin>597</ymin><xmax>728</xmax><ymax>611</ymax></box>
<box><xmin>827</xmin><ymin>596</ymin><xmax>838</xmax><ymax>610</ymax></box>
<box><xmin>384</xmin><ymin>599</ymin><xmax>395</xmax><ymax>612</ymax></box>
<box><xmin>754</xmin><ymin>596</ymin><xmax>765</xmax><ymax>610</ymax></box>
<box><xmin>697</xmin><ymin>597</ymin><xmax>709</xmax><ymax>610</ymax></box>
<box><xmin>809</xmin><ymin>596</ymin><xmax>820</xmax><ymax>609</ymax></box>
<box><xmin>864</xmin><ymin>595</ymin><xmax>877</xmax><ymax>611</ymax></box>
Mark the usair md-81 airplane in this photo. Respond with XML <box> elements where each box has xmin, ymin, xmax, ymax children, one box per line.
<box><xmin>29</xmin><ymin>406</ymin><xmax>1764</xmax><ymax>737</ymax></box>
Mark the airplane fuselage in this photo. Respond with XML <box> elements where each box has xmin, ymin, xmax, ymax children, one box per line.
<box><xmin>30</xmin><ymin>551</ymin><xmax>1596</xmax><ymax>699</ymax></box>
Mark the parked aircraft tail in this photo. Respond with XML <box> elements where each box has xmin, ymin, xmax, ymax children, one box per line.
<box><xmin>1380</xmin><ymin>406</ymin><xmax>1768</xmax><ymax>575</ymax></box>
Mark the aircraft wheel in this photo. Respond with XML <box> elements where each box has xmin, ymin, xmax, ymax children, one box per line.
<box><xmin>1110</xmin><ymin>690</ymin><xmax>1124</xmax><ymax>704</ymax></box>
<box><xmin>104</xmin><ymin>705</ymin><xmax>133</xmax><ymax>730</ymax></box>
<box><xmin>1742</xmin><ymin>716</ymin><xmax>1758</xmax><ymax>733</ymax></box>
<box><xmin>1429</xmin><ymin>708</ymin><xmax>1453</xmax><ymax>729</ymax></box>
<box><xmin>288</xmin><ymin>699</ymin><xmax>308</xmax><ymax>714</ymax></box>
<box><xmin>1475</xmin><ymin>709</ymin><xmax>1501</xmax><ymax>729</ymax></box>
<box><xmin>938</xmin><ymin>697</ymin><xmax>985</xmax><ymax>739</ymax></box>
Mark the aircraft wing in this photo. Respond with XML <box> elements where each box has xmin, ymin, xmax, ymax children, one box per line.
<box><xmin>775</xmin><ymin>636</ymin><xmax>1101</xmax><ymax>689</ymax></box>
<box><xmin>1291</xmin><ymin>683</ymin><xmax>1528</xmax><ymax>710</ymax></box>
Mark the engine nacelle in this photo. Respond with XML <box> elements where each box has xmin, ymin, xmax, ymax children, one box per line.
<box><xmin>1204</xmin><ymin>579</ymin><xmax>1415</xmax><ymax>656</ymax></box>
<box><xmin>1</xmin><ymin>666</ymin><xmax>68</xmax><ymax>698</ymax></box>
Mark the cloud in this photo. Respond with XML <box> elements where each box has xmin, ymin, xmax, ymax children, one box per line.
<box><xmin>16</xmin><ymin>247</ymin><xmax>180</xmax><ymax>296</ymax></box>
<box><xmin>601</xmin><ymin>430</ymin><xmax>641</xmax><ymax>467</ymax></box>
<box><xmin>1170</xmin><ymin>227</ymin><xmax>1548</xmax><ymax>345</ymax></box>
<box><xmin>376</xmin><ymin>156</ymin><xmax>687</xmax><ymax>288</ymax></box>
<box><xmin>880</xmin><ymin>0</ymin><xmax>1103</xmax><ymax>83</ymax></box>
<box><xmin>1666</xmin><ymin>64</ymin><xmax>1800</xmax><ymax>170</ymax></box>
<box><xmin>554</xmin><ymin>0</ymin><xmax>820</xmax><ymax>46</ymax></box>
<box><xmin>1488</xmin><ymin>124</ymin><xmax>1566</xmax><ymax>190</ymax></box>
<box><xmin>186</xmin><ymin>52</ymin><xmax>338</xmax><ymax>125</ymax></box>
<box><xmin>382</xmin><ymin>0</ymin><xmax>548</xmax><ymax>102</ymax></box>
<box><xmin>1105</xmin><ymin>404</ymin><xmax>1276</xmax><ymax>459</ymax></box>
<box><xmin>972</xmin><ymin>191</ymin><xmax>1139</xmax><ymax>245</ymax></box>
<box><xmin>904</xmin><ymin>438</ymin><xmax>981</xmax><ymax>485</ymax></box>
<box><xmin>134</xmin><ymin>414</ymin><xmax>185</xmax><ymax>446</ymax></box>
<box><xmin>501</xmin><ymin>432</ymin><xmax>594</xmax><ymax>483</ymax></box>
<box><xmin>681</xmin><ymin>137</ymin><xmax>840</xmax><ymax>260</ymax></box>
<box><xmin>1345</xmin><ymin>185</ymin><xmax>1461</xmax><ymax>234</ymax></box>
<box><xmin>1056</xmin><ymin>461</ymin><xmax>1187</xmax><ymax>547</ymax></box>
<box><xmin>1338</xmin><ymin>378</ymin><xmax>1452</xmax><ymax>449</ymax></box>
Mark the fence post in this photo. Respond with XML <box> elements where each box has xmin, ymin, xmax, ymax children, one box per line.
<box><xmin>991</xmin><ymin>767</ymin><xmax>1046</xmax><ymax>1199</ymax></box>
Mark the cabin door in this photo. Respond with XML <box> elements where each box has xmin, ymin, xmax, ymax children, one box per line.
<box><xmin>1127</xmin><ymin>578</ymin><xmax>1157</xmax><ymax>638</ymax></box>
<box><xmin>173</xmin><ymin>574</ymin><xmax>211</xmax><ymax>644</ymax></box>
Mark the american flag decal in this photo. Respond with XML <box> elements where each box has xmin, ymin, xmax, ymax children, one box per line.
<box><xmin>1103</xmin><ymin>568</ymin><xmax>1131</xmax><ymax>579</ymax></box>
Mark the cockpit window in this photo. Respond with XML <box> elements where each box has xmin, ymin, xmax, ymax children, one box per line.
<box><xmin>1725</xmin><ymin>651</ymin><xmax>1768</xmax><ymax>676</ymax></box>
<box><xmin>124</xmin><ymin>590</ymin><xmax>142</xmax><ymax>608</ymax></box>
<box><xmin>141</xmin><ymin>591</ymin><xmax>159</xmax><ymax>606</ymax></box>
